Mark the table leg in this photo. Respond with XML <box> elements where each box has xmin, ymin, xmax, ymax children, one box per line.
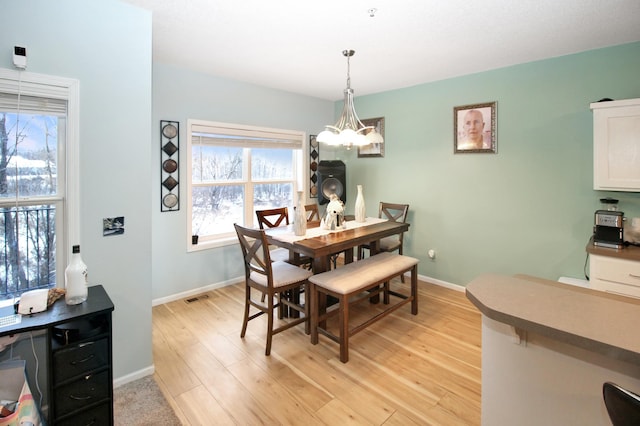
<box><xmin>368</xmin><ymin>240</ymin><xmax>381</xmax><ymax>304</ymax></box>
<box><xmin>343</xmin><ymin>247</ymin><xmax>354</xmax><ymax>264</ymax></box>
<box><xmin>313</xmin><ymin>257</ymin><xmax>330</xmax><ymax>329</ymax></box>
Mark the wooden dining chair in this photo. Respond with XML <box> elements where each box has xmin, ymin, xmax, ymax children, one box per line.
<box><xmin>292</xmin><ymin>203</ymin><xmax>321</xmax><ymax>227</ymax></box>
<box><xmin>358</xmin><ymin>202</ymin><xmax>410</xmax><ymax>280</ymax></box>
<box><xmin>256</xmin><ymin>207</ymin><xmax>290</xmax><ymax>229</ymax></box>
<box><xmin>234</xmin><ymin>224</ymin><xmax>312</xmax><ymax>355</ymax></box>
<box><xmin>256</xmin><ymin>207</ymin><xmax>313</xmax><ymax>268</ymax></box>
<box><xmin>255</xmin><ymin>207</ymin><xmax>291</xmax><ymax>262</ymax></box>
<box><xmin>303</xmin><ymin>203</ymin><xmax>320</xmax><ymax>223</ymax></box>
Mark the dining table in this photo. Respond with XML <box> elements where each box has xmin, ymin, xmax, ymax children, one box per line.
<box><xmin>265</xmin><ymin>217</ymin><xmax>411</xmax><ymax>318</ymax></box>
<box><xmin>264</xmin><ymin>217</ymin><xmax>410</xmax><ymax>274</ymax></box>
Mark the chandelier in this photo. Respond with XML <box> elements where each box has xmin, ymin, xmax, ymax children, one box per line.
<box><xmin>317</xmin><ymin>49</ymin><xmax>384</xmax><ymax>150</ymax></box>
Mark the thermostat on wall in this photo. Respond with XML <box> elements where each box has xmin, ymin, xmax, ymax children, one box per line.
<box><xmin>13</xmin><ymin>46</ymin><xmax>27</xmax><ymax>69</ymax></box>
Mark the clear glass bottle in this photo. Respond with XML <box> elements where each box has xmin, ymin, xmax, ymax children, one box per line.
<box><xmin>355</xmin><ymin>185</ymin><xmax>366</xmax><ymax>222</ymax></box>
<box><xmin>65</xmin><ymin>245</ymin><xmax>88</xmax><ymax>305</ymax></box>
<box><xmin>293</xmin><ymin>191</ymin><xmax>307</xmax><ymax>236</ymax></box>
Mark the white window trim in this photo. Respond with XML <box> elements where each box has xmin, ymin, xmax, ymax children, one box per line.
<box><xmin>0</xmin><ymin>68</ymin><xmax>80</xmax><ymax>282</ymax></box>
<box><xmin>186</xmin><ymin>119</ymin><xmax>305</xmax><ymax>252</ymax></box>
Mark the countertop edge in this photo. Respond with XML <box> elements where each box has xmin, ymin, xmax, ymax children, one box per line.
<box><xmin>586</xmin><ymin>237</ymin><xmax>640</xmax><ymax>261</ymax></box>
<box><xmin>465</xmin><ymin>274</ymin><xmax>640</xmax><ymax>365</ymax></box>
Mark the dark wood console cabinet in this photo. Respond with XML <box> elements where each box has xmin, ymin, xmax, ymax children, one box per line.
<box><xmin>0</xmin><ymin>285</ymin><xmax>114</xmax><ymax>425</ymax></box>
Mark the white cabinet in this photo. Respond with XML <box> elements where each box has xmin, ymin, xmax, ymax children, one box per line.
<box><xmin>591</xmin><ymin>98</ymin><xmax>640</xmax><ymax>191</ymax></box>
<box><xmin>590</xmin><ymin>254</ymin><xmax>640</xmax><ymax>298</ymax></box>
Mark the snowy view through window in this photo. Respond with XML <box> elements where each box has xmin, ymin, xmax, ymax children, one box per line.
<box><xmin>191</xmin><ymin>144</ymin><xmax>295</xmax><ymax>238</ymax></box>
<box><xmin>0</xmin><ymin>112</ymin><xmax>59</xmax><ymax>299</ymax></box>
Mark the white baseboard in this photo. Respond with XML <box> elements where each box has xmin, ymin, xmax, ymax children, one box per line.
<box><xmin>113</xmin><ymin>365</ymin><xmax>155</xmax><ymax>388</ymax></box>
<box><xmin>153</xmin><ymin>273</ymin><xmax>464</xmax><ymax>307</ymax></box>
<box><xmin>416</xmin><ymin>273</ymin><xmax>465</xmax><ymax>292</ymax></box>
<box><xmin>152</xmin><ymin>277</ymin><xmax>243</xmax><ymax>306</ymax></box>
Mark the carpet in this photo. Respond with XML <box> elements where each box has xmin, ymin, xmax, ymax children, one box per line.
<box><xmin>113</xmin><ymin>375</ymin><xmax>181</xmax><ymax>425</ymax></box>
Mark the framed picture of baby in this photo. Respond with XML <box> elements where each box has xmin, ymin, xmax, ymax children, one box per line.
<box><xmin>454</xmin><ymin>101</ymin><xmax>497</xmax><ymax>154</ymax></box>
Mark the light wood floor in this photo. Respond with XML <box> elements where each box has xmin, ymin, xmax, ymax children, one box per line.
<box><xmin>152</xmin><ymin>278</ymin><xmax>481</xmax><ymax>425</ymax></box>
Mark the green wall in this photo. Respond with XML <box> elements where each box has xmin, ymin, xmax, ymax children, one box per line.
<box><xmin>152</xmin><ymin>41</ymin><xmax>640</xmax><ymax>295</ymax></box>
<box><xmin>340</xmin><ymin>42</ymin><xmax>640</xmax><ymax>285</ymax></box>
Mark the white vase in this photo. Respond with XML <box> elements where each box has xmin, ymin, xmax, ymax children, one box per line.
<box><xmin>355</xmin><ymin>185</ymin><xmax>366</xmax><ymax>223</ymax></box>
<box><xmin>293</xmin><ymin>191</ymin><xmax>307</xmax><ymax>236</ymax></box>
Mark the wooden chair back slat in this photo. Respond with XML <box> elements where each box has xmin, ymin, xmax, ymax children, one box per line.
<box><xmin>256</xmin><ymin>207</ymin><xmax>289</xmax><ymax>229</ymax></box>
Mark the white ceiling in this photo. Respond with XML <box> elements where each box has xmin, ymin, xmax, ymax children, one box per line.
<box><xmin>122</xmin><ymin>0</ymin><xmax>640</xmax><ymax>101</ymax></box>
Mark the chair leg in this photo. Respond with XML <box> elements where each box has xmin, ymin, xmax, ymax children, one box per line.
<box><xmin>266</xmin><ymin>295</ymin><xmax>274</xmax><ymax>356</ymax></box>
<box><xmin>240</xmin><ymin>284</ymin><xmax>250</xmax><ymax>338</ymax></box>
<box><xmin>310</xmin><ymin>284</ymin><xmax>319</xmax><ymax>344</ymax></box>
<box><xmin>399</xmin><ymin>247</ymin><xmax>405</xmax><ymax>283</ymax></box>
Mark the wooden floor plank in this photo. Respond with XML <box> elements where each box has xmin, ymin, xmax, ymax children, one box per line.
<box><xmin>152</xmin><ymin>279</ymin><xmax>481</xmax><ymax>425</ymax></box>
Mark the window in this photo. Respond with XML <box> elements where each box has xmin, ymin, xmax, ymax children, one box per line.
<box><xmin>187</xmin><ymin>119</ymin><xmax>305</xmax><ymax>248</ymax></box>
<box><xmin>0</xmin><ymin>70</ymin><xmax>79</xmax><ymax>301</ymax></box>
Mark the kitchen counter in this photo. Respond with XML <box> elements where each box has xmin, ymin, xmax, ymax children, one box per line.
<box><xmin>466</xmin><ymin>273</ymin><xmax>640</xmax><ymax>364</ymax></box>
<box><xmin>586</xmin><ymin>237</ymin><xmax>640</xmax><ymax>261</ymax></box>
<box><xmin>466</xmin><ymin>273</ymin><xmax>640</xmax><ymax>425</ymax></box>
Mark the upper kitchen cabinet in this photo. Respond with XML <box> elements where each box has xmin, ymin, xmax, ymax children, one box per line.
<box><xmin>591</xmin><ymin>98</ymin><xmax>640</xmax><ymax>191</ymax></box>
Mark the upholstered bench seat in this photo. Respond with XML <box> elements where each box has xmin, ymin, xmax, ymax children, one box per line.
<box><xmin>309</xmin><ymin>252</ymin><xmax>419</xmax><ymax>362</ymax></box>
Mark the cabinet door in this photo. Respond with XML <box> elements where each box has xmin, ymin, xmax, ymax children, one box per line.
<box><xmin>592</xmin><ymin>99</ymin><xmax>640</xmax><ymax>191</ymax></box>
<box><xmin>590</xmin><ymin>254</ymin><xmax>640</xmax><ymax>298</ymax></box>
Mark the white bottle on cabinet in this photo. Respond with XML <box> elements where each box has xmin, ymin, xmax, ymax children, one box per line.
<box><xmin>65</xmin><ymin>245</ymin><xmax>88</xmax><ymax>305</ymax></box>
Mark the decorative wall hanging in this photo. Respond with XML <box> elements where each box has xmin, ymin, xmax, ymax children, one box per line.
<box><xmin>357</xmin><ymin>117</ymin><xmax>385</xmax><ymax>158</ymax></box>
<box><xmin>309</xmin><ymin>135</ymin><xmax>319</xmax><ymax>198</ymax></box>
<box><xmin>454</xmin><ymin>102</ymin><xmax>497</xmax><ymax>154</ymax></box>
<box><xmin>160</xmin><ymin>120</ymin><xmax>180</xmax><ymax>211</ymax></box>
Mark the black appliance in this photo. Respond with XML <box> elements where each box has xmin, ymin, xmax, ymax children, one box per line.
<box><xmin>317</xmin><ymin>160</ymin><xmax>346</xmax><ymax>205</ymax></box>
<box><xmin>593</xmin><ymin>210</ymin><xmax>624</xmax><ymax>249</ymax></box>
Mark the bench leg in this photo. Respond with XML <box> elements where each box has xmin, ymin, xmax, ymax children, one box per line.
<box><xmin>383</xmin><ymin>281</ymin><xmax>390</xmax><ymax>304</ymax></box>
<box><xmin>303</xmin><ymin>282</ymin><xmax>310</xmax><ymax>335</ymax></box>
<box><xmin>339</xmin><ymin>294</ymin><xmax>349</xmax><ymax>363</ymax></box>
<box><xmin>411</xmin><ymin>265</ymin><xmax>418</xmax><ymax>315</ymax></box>
<box><xmin>310</xmin><ymin>283</ymin><xmax>319</xmax><ymax>344</ymax></box>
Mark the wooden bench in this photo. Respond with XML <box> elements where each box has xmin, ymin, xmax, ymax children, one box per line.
<box><xmin>308</xmin><ymin>252</ymin><xmax>419</xmax><ymax>362</ymax></box>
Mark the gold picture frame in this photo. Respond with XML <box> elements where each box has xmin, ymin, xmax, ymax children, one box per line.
<box><xmin>357</xmin><ymin>117</ymin><xmax>385</xmax><ymax>158</ymax></box>
<box><xmin>454</xmin><ymin>102</ymin><xmax>497</xmax><ymax>154</ymax></box>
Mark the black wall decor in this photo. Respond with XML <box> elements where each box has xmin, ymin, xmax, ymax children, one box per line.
<box><xmin>160</xmin><ymin>120</ymin><xmax>180</xmax><ymax>212</ymax></box>
<box><xmin>310</xmin><ymin>135</ymin><xmax>319</xmax><ymax>199</ymax></box>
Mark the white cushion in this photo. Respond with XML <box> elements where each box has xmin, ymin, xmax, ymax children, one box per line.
<box><xmin>269</xmin><ymin>247</ymin><xmax>290</xmax><ymax>262</ymax></box>
<box><xmin>379</xmin><ymin>235</ymin><xmax>401</xmax><ymax>252</ymax></box>
<box><xmin>309</xmin><ymin>252</ymin><xmax>418</xmax><ymax>295</ymax></box>
<box><xmin>250</xmin><ymin>261</ymin><xmax>313</xmax><ymax>288</ymax></box>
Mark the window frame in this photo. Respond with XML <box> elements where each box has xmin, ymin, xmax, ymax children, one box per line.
<box><xmin>186</xmin><ymin>119</ymin><xmax>305</xmax><ymax>251</ymax></box>
<box><xmin>0</xmin><ymin>69</ymin><xmax>80</xmax><ymax>299</ymax></box>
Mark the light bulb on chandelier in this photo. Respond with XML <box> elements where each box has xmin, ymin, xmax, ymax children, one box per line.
<box><xmin>317</xmin><ymin>49</ymin><xmax>384</xmax><ymax>150</ymax></box>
